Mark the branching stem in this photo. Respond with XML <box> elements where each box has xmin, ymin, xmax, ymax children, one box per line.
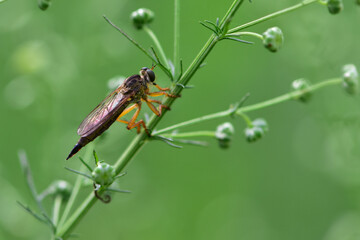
<box><xmin>55</xmin><ymin>0</ymin><xmax>335</xmax><ymax>238</ymax></box>
<box><xmin>143</xmin><ymin>25</ymin><xmax>171</xmax><ymax>71</ymax></box>
<box><xmin>229</xmin><ymin>0</ymin><xmax>318</xmax><ymax>33</ymax></box>
<box><xmin>161</xmin><ymin>131</ymin><xmax>216</xmax><ymax>138</ymax></box>
<box><xmin>154</xmin><ymin>78</ymin><xmax>342</xmax><ymax>135</ymax></box>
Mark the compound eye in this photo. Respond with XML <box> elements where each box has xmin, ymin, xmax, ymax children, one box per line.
<box><xmin>146</xmin><ymin>69</ymin><xmax>155</xmax><ymax>82</ymax></box>
<box><xmin>141</xmin><ymin>67</ymin><xmax>148</xmax><ymax>71</ymax></box>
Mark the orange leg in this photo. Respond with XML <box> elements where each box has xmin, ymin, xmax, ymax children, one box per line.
<box><xmin>143</xmin><ymin>98</ymin><xmax>170</xmax><ymax>116</ymax></box>
<box><xmin>148</xmin><ymin>91</ymin><xmax>179</xmax><ymax>98</ymax></box>
<box><xmin>116</xmin><ymin>104</ymin><xmax>137</xmax><ymax>120</ymax></box>
<box><xmin>116</xmin><ymin>103</ymin><xmax>149</xmax><ymax>134</ymax></box>
<box><xmin>154</xmin><ymin>84</ymin><xmax>171</xmax><ymax>92</ymax></box>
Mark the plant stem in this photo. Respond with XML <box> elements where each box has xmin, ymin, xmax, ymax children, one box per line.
<box><xmin>227</xmin><ymin>31</ymin><xmax>264</xmax><ymax>40</ymax></box>
<box><xmin>56</xmin><ymin>1</ymin><xmax>245</xmax><ymax>238</ymax></box>
<box><xmin>154</xmin><ymin>78</ymin><xmax>342</xmax><ymax>135</ymax></box>
<box><xmin>103</xmin><ymin>16</ymin><xmax>173</xmax><ymax>80</ymax></box>
<box><xmin>228</xmin><ymin>0</ymin><xmax>318</xmax><ymax>33</ymax></box>
<box><xmin>57</xmin><ymin>144</ymin><xmax>94</xmax><ymax>230</ymax></box>
<box><xmin>162</xmin><ymin>131</ymin><xmax>216</xmax><ymax>138</ymax></box>
<box><xmin>18</xmin><ymin>150</ymin><xmax>46</xmax><ymax>214</ymax></box>
<box><xmin>143</xmin><ymin>25</ymin><xmax>171</xmax><ymax>71</ymax></box>
<box><xmin>174</xmin><ymin>0</ymin><xmax>180</xmax><ymax>77</ymax></box>
<box><xmin>52</xmin><ymin>195</ymin><xmax>62</xmax><ymax>227</ymax></box>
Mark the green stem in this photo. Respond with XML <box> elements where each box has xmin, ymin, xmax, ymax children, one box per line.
<box><xmin>174</xmin><ymin>0</ymin><xmax>180</xmax><ymax>77</ymax></box>
<box><xmin>162</xmin><ymin>131</ymin><xmax>216</xmax><ymax>138</ymax></box>
<box><xmin>228</xmin><ymin>0</ymin><xmax>318</xmax><ymax>33</ymax></box>
<box><xmin>103</xmin><ymin>16</ymin><xmax>173</xmax><ymax>80</ymax></box>
<box><xmin>154</xmin><ymin>78</ymin><xmax>342</xmax><ymax>135</ymax></box>
<box><xmin>239</xmin><ymin>78</ymin><xmax>341</xmax><ymax>112</ymax></box>
<box><xmin>18</xmin><ymin>150</ymin><xmax>46</xmax><ymax>214</ymax></box>
<box><xmin>238</xmin><ymin>112</ymin><xmax>253</xmax><ymax>127</ymax></box>
<box><xmin>56</xmin><ymin>1</ymin><xmax>245</xmax><ymax>238</ymax></box>
<box><xmin>143</xmin><ymin>25</ymin><xmax>171</xmax><ymax>71</ymax></box>
<box><xmin>57</xmin><ymin>144</ymin><xmax>94</xmax><ymax>230</ymax></box>
<box><xmin>52</xmin><ymin>195</ymin><xmax>62</xmax><ymax>227</ymax></box>
<box><xmin>227</xmin><ymin>31</ymin><xmax>264</xmax><ymax>40</ymax></box>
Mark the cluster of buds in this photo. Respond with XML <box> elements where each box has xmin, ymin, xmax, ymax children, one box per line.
<box><xmin>38</xmin><ymin>0</ymin><xmax>51</xmax><ymax>10</ymax></box>
<box><xmin>291</xmin><ymin>78</ymin><xmax>312</xmax><ymax>103</ymax></box>
<box><xmin>262</xmin><ymin>27</ymin><xmax>284</xmax><ymax>52</ymax></box>
<box><xmin>342</xmin><ymin>64</ymin><xmax>358</xmax><ymax>94</ymax></box>
<box><xmin>327</xmin><ymin>0</ymin><xmax>344</xmax><ymax>14</ymax></box>
<box><xmin>47</xmin><ymin>180</ymin><xmax>72</xmax><ymax>201</ymax></box>
<box><xmin>244</xmin><ymin>118</ymin><xmax>269</xmax><ymax>143</ymax></box>
<box><xmin>92</xmin><ymin>162</ymin><xmax>116</xmax><ymax>186</ymax></box>
<box><xmin>131</xmin><ymin>8</ymin><xmax>155</xmax><ymax>29</ymax></box>
<box><xmin>215</xmin><ymin>122</ymin><xmax>235</xmax><ymax>149</ymax></box>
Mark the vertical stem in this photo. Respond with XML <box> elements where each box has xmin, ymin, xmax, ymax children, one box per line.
<box><xmin>52</xmin><ymin>195</ymin><xmax>62</xmax><ymax>226</ymax></box>
<box><xmin>57</xmin><ymin>144</ymin><xmax>94</xmax><ymax>229</ymax></box>
<box><xmin>143</xmin><ymin>26</ymin><xmax>171</xmax><ymax>70</ymax></box>
<box><xmin>174</xmin><ymin>0</ymin><xmax>180</xmax><ymax>77</ymax></box>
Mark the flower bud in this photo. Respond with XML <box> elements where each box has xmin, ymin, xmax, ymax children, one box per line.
<box><xmin>327</xmin><ymin>0</ymin><xmax>344</xmax><ymax>14</ymax></box>
<box><xmin>215</xmin><ymin>122</ymin><xmax>235</xmax><ymax>149</ymax></box>
<box><xmin>342</xmin><ymin>64</ymin><xmax>358</xmax><ymax>94</ymax></box>
<box><xmin>245</xmin><ymin>126</ymin><xmax>264</xmax><ymax>143</ymax></box>
<box><xmin>92</xmin><ymin>163</ymin><xmax>116</xmax><ymax>186</ymax></box>
<box><xmin>262</xmin><ymin>27</ymin><xmax>284</xmax><ymax>53</ymax></box>
<box><xmin>49</xmin><ymin>180</ymin><xmax>72</xmax><ymax>201</ymax></box>
<box><xmin>38</xmin><ymin>0</ymin><xmax>51</xmax><ymax>11</ymax></box>
<box><xmin>130</xmin><ymin>8</ymin><xmax>154</xmax><ymax>30</ymax></box>
<box><xmin>252</xmin><ymin>118</ymin><xmax>269</xmax><ymax>132</ymax></box>
<box><xmin>291</xmin><ymin>78</ymin><xmax>312</xmax><ymax>102</ymax></box>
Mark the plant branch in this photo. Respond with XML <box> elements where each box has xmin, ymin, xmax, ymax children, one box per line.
<box><xmin>154</xmin><ymin>78</ymin><xmax>342</xmax><ymax>134</ymax></box>
<box><xmin>103</xmin><ymin>16</ymin><xmax>173</xmax><ymax>80</ymax></box>
<box><xmin>52</xmin><ymin>195</ymin><xmax>62</xmax><ymax>227</ymax></box>
<box><xmin>161</xmin><ymin>131</ymin><xmax>216</xmax><ymax>138</ymax></box>
<box><xmin>57</xmin><ymin>144</ymin><xmax>94</xmax><ymax>230</ymax></box>
<box><xmin>174</xmin><ymin>0</ymin><xmax>180</xmax><ymax>77</ymax></box>
<box><xmin>18</xmin><ymin>150</ymin><xmax>46</xmax><ymax>214</ymax></box>
<box><xmin>56</xmin><ymin>1</ymin><xmax>245</xmax><ymax>238</ymax></box>
<box><xmin>228</xmin><ymin>0</ymin><xmax>318</xmax><ymax>33</ymax></box>
<box><xmin>143</xmin><ymin>25</ymin><xmax>171</xmax><ymax>71</ymax></box>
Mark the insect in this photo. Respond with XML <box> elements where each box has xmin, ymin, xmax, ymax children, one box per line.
<box><xmin>66</xmin><ymin>67</ymin><xmax>178</xmax><ymax>160</ymax></box>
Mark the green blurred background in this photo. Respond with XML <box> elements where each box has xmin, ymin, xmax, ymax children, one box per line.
<box><xmin>1</xmin><ymin>0</ymin><xmax>360</xmax><ymax>239</ymax></box>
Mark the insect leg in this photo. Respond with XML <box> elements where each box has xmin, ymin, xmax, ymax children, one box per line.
<box><xmin>148</xmin><ymin>91</ymin><xmax>179</xmax><ymax>98</ymax></box>
<box><xmin>144</xmin><ymin>99</ymin><xmax>170</xmax><ymax>116</ymax></box>
<box><xmin>154</xmin><ymin>84</ymin><xmax>171</xmax><ymax>92</ymax></box>
<box><xmin>116</xmin><ymin>104</ymin><xmax>138</xmax><ymax>123</ymax></box>
<box><xmin>126</xmin><ymin>103</ymin><xmax>150</xmax><ymax>134</ymax></box>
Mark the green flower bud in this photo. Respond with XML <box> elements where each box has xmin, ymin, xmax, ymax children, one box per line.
<box><xmin>48</xmin><ymin>180</ymin><xmax>72</xmax><ymax>201</ymax></box>
<box><xmin>92</xmin><ymin>163</ymin><xmax>116</xmax><ymax>186</ymax></box>
<box><xmin>215</xmin><ymin>122</ymin><xmax>235</xmax><ymax>149</ymax></box>
<box><xmin>327</xmin><ymin>0</ymin><xmax>344</xmax><ymax>14</ymax></box>
<box><xmin>252</xmin><ymin>118</ymin><xmax>269</xmax><ymax>132</ymax></box>
<box><xmin>245</xmin><ymin>126</ymin><xmax>264</xmax><ymax>143</ymax></box>
<box><xmin>291</xmin><ymin>78</ymin><xmax>312</xmax><ymax>102</ymax></box>
<box><xmin>38</xmin><ymin>0</ymin><xmax>51</xmax><ymax>11</ymax></box>
<box><xmin>342</xmin><ymin>64</ymin><xmax>358</xmax><ymax>94</ymax></box>
<box><xmin>130</xmin><ymin>8</ymin><xmax>154</xmax><ymax>30</ymax></box>
<box><xmin>262</xmin><ymin>27</ymin><xmax>284</xmax><ymax>53</ymax></box>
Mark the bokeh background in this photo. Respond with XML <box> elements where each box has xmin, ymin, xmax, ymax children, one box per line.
<box><xmin>1</xmin><ymin>0</ymin><xmax>360</xmax><ymax>239</ymax></box>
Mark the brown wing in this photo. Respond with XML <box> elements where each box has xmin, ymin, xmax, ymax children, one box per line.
<box><xmin>77</xmin><ymin>89</ymin><xmax>133</xmax><ymax>137</ymax></box>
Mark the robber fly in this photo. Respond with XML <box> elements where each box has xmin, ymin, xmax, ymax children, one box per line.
<box><xmin>66</xmin><ymin>67</ymin><xmax>178</xmax><ymax>160</ymax></box>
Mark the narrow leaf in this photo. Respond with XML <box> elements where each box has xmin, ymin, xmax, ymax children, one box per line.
<box><xmin>65</xmin><ymin>167</ymin><xmax>93</xmax><ymax>180</ymax></box>
<box><xmin>223</xmin><ymin>37</ymin><xmax>253</xmax><ymax>44</ymax></box>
